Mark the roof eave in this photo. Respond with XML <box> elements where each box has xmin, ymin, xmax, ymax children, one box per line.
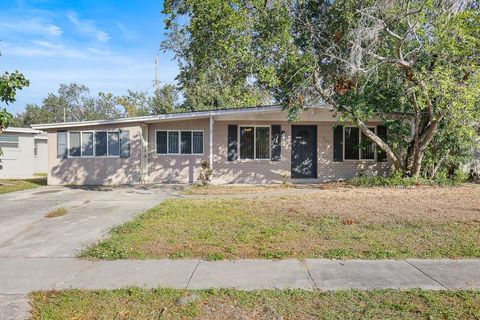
<box><xmin>30</xmin><ymin>105</ymin><xmax>284</xmax><ymax>130</ymax></box>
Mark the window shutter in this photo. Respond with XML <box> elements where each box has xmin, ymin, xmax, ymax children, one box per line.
<box><xmin>377</xmin><ymin>125</ymin><xmax>387</xmax><ymax>162</ymax></box>
<box><xmin>57</xmin><ymin>131</ymin><xmax>67</xmax><ymax>159</ymax></box>
<box><xmin>271</xmin><ymin>125</ymin><xmax>281</xmax><ymax>161</ymax></box>
<box><xmin>227</xmin><ymin>125</ymin><xmax>238</xmax><ymax>161</ymax></box>
<box><xmin>333</xmin><ymin>125</ymin><xmax>343</xmax><ymax>162</ymax></box>
<box><xmin>120</xmin><ymin>130</ymin><xmax>130</xmax><ymax>158</ymax></box>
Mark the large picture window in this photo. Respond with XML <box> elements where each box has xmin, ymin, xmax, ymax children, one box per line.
<box><xmin>156</xmin><ymin>130</ymin><xmax>203</xmax><ymax>155</ymax></box>
<box><xmin>66</xmin><ymin>131</ymin><xmax>124</xmax><ymax>157</ymax></box>
<box><xmin>344</xmin><ymin>127</ymin><xmax>376</xmax><ymax>160</ymax></box>
<box><xmin>240</xmin><ymin>126</ymin><xmax>270</xmax><ymax>160</ymax></box>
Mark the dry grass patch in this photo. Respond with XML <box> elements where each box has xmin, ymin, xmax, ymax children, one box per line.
<box><xmin>82</xmin><ymin>185</ymin><xmax>480</xmax><ymax>260</ymax></box>
<box><xmin>46</xmin><ymin>208</ymin><xmax>68</xmax><ymax>218</ymax></box>
<box><xmin>0</xmin><ymin>177</ymin><xmax>47</xmax><ymax>194</ymax></box>
<box><xmin>30</xmin><ymin>288</ymin><xmax>480</xmax><ymax>320</ymax></box>
<box><xmin>185</xmin><ymin>184</ymin><xmax>290</xmax><ymax>195</ymax></box>
<box><xmin>185</xmin><ymin>182</ymin><xmax>346</xmax><ymax>195</ymax></box>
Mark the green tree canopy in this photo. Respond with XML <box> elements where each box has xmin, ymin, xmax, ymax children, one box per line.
<box><xmin>163</xmin><ymin>0</ymin><xmax>480</xmax><ymax>178</ymax></box>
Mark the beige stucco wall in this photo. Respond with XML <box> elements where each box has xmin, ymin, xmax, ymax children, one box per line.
<box><xmin>211</xmin><ymin>121</ymin><xmax>390</xmax><ymax>184</ymax></box>
<box><xmin>44</xmin><ymin>115</ymin><xmax>390</xmax><ymax>185</ymax></box>
<box><xmin>46</xmin><ymin>123</ymin><xmax>143</xmax><ymax>185</ymax></box>
<box><xmin>147</xmin><ymin>119</ymin><xmax>210</xmax><ymax>183</ymax></box>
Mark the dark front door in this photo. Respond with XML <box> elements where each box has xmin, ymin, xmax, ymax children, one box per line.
<box><xmin>291</xmin><ymin>125</ymin><xmax>317</xmax><ymax>179</ymax></box>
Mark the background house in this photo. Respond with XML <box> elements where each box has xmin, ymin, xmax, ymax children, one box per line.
<box><xmin>0</xmin><ymin>127</ymin><xmax>48</xmax><ymax>178</ymax></box>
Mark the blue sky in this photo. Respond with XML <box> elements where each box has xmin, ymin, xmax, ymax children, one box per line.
<box><xmin>0</xmin><ymin>0</ymin><xmax>178</xmax><ymax>115</ymax></box>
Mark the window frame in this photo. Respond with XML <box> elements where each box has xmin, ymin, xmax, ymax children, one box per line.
<box><xmin>67</xmin><ymin>130</ymin><xmax>121</xmax><ymax>158</ymax></box>
<box><xmin>238</xmin><ymin>125</ymin><xmax>271</xmax><ymax>160</ymax></box>
<box><xmin>155</xmin><ymin>130</ymin><xmax>204</xmax><ymax>156</ymax></box>
<box><xmin>343</xmin><ymin>126</ymin><xmax>377</xmax><ymax>161</ymax></box>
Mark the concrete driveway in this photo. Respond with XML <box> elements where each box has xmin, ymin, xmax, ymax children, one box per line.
<box><xmin>0</xmin><ymin>184</ymin><xmax>185</xmax><ymax>258</ymax></box>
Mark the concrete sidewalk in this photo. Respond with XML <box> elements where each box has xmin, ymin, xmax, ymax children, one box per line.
<box><xmin>1</xmin><ymin>258</ymin><xmax>479</xmax><ymax>294</ymax></box>
<box><xmin>1</xmin><ymin>258</ymin><xmax>479</xmax><ymax>319</ymax></box>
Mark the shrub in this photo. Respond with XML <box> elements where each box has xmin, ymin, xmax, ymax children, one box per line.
<box><xmin>348</xmin><ymin>170</ymin><xmax>465</xmax><ymax>187</ymax></box>
<box><xmin>197</xmin><ymin>161</ymin><xmax>213</xmax><ymax>185</ymax></box>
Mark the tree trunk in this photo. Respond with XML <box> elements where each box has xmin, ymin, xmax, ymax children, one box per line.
<box><xmin>355</xmin><ymin>119</ymin><xmax>404</xmax><ymax>171</ymax></box>
<box><xmin>311</xmin><ymin>69</ymin><xmax>405</xmax><ymax>172</ymax></box>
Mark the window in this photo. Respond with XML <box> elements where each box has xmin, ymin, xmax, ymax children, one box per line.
<box><xmin>240</xmin><ymin>127</ymin><xmax>254</xmax><ymax>159</ymax></box>
<box><xmin>192</xmin><ymin>132</ymin><xmax>203</xmax><ymax>154</ymax></box>
<box><xmin>66</xmin><ymin>130</ymin><xmax>122</xmax><ymax>157</ymax></box>
<box><xmin>81</xmin><ymin>132</ymin><xmax>94</xmax><ymax>156</ymax></box>
<box><xmin>168</xmin><ymin>131</ymin><xmax>179</xmax><ymax>154</ymax></box>
<box><xmin>95</xmin><ymin>132</ymin><xmax>107</xmax><ymax>156</ymax></box>
<box><xmin>0</xmin><ymin>135</ymin><xmax>19</xmax><ymax>148</ymax></box>
<box><xmin>240</xmin><ymin>126</ymin><xmax>270</xmax><ymax>160</ymax></box>
<box><xmin>360</xmin><ymin>130</ymin><xmax>375</xmax><ymax>160</ymax></box>
<box><xmin>344</xmin><ymin>127</ymin><xmax>376</xmax><ymax>160</ymax></box>
<box><xmin>108</xmin><ymin>132</ymin><xmax>120</xmax><ymax>156</ymax></box>
<box><xmin>181</xmin><ymin>131</ymin><xmax>192</xmax><ymax>154</ymax></box>
<box><xmin>156</xmin><ymin>130</ymin><xmax>204</xmax><ymax>155</ymax></box>
<box><xmin>156</xmin><ymin>131</ymin><xmax>167</xmax><ymax>154</ymax></box>
<box><xmin>256</xmin><ymin>127</ymin><xmax>270</xmax><ymax>159</ymax></box>
<box><xmin>34</xmin><ymin>141</ymin><xmax>38</xmax><ymax>157</ymax></box>
<box><xmin>69</xmin><ymin>132</ymin><xmax>81</xmax><ymax>157</ymax></box>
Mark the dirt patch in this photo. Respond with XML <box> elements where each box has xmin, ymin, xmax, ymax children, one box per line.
<box><xmin>271</xmin><ymin>184</ymin><xmax>480</xmax><ymax>223</ymax></box>
<box><xmin>45</xmin><ymin>208</ymin><xmax>68</xmax><ymax>218</ymax></box>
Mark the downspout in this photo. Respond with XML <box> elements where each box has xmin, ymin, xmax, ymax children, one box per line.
<box><xmin>140</xmin><ymin>123</ymin><xmax>149</xmax><ymax>184</ymax></box>
<box><xmin>209</xmin><ymin>115</ymin><xmax>214</xmax><ymax>169</ymax></box>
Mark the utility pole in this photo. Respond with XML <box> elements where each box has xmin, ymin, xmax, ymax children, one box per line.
<box><xmin>154</xmin><ymin>54</ymin><xmax>160</xmax><ymax>92</ymax></box>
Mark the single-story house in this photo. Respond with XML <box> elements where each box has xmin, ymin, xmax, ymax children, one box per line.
<box><xmin>0</xmin><ymin>127</ymin><xmax>48</xmax><ymax>178</ymax></box>
<box><xmin>31</xmin><ymin>105</ymin><xmax>391</xmax><ymax>185</ymax></box>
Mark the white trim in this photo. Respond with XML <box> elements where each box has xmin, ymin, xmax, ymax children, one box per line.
<box><xmin>31</xmin><ymin>106</ymin><xmax>285</xmax><ymax>130</ymax></box>
<box><xmin>4</xmin><ymin>127</ymin><xmax>44</xmax><ymax>134</ymax></box>
<box><xmin>343</xmin><ymin>126</ymin><xmax>377</xmax><ymax>161</ymax></box>
<box><xmin>238</xmin><ymin>125</ymin><xmax>271</xmax><ymax>160</ymax></box>
<box><xmin>155</xmin><ymin>130</ymin><xmax>205</xmax><ymax>156</ymax></box>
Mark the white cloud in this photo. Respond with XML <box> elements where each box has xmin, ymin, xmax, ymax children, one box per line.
<box><xmin>0</xmin><ymin>18</ymin><xmax>63</xmax><ymax>36</ymax></box>
<box><xmin>3</xmin><ymin>41</ymin><xmax>86</xmax><ymax>59</ymax></box>
<box><xmin>67</xmin><ymin>12</ymin><xmax>110</xmax><ymax>42</ymax></box>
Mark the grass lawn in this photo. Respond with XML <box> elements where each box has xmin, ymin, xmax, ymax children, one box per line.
<box><xmin>30</xmin><ymin>288</ymin><xmax>480</xmax><ymax>319</ymax></box>
<box><xmin>0</xmin><ymin>177</ymin><xmax>47</xmax><ymax>194</ymax></box>
<box><xmin>82</xmin><ymin>185</ymin><xmax>480</xmax><ymax>260</ymax></box>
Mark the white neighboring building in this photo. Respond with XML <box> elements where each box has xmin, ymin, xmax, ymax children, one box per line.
<box><xmin>0</xmin><ymin>127</ymin><xmax>48</xmax><ymax>178</ymax></box>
